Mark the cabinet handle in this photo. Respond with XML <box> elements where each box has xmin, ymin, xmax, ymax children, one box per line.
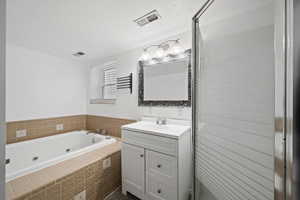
<box><xmin>140</xmin><ymin>154</ymin><xmax>144</xmax><ymax>158</ymax></box>
<box><xmin>157</xmin><ymin>164</ymin><xmax>162</xmax><ymax>168</ymax></box>
<box><xmin>157</xmin><ymin>189</ymin><xmax>161</xmax><ymax>194</ymax></box>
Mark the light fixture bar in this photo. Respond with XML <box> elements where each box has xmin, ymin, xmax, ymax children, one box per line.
<box><xmin>139</xmin><ymin>38</ymin><xmax>185</xmax><ymax>63</ymax></box>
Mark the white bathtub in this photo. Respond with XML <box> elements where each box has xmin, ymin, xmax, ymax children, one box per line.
<box><xmin>5</xmin><ymin>130</ymin><xmax>116</xmax><ymax>182</ymax></box>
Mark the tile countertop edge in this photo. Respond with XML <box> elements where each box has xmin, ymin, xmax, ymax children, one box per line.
<box><xmin>6</xmin><ymin>140</ymin><xmax>122</xmax><ymax>200</ymax></box>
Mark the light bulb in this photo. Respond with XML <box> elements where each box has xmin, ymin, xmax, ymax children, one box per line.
<box><xmin>177</xmin><ymin>53</ymin><xmax>186</xmax><ymax>59</ymax></box>
<box><xmin>154</xmin><ymin>47</ymin><xmax>166</xmax><ymax>59</ymax></box>
<box><xmin>148</xmin><ymin>59</ymin><xmax>157</xmax><ymax>65</ymax></box>
<box><xmin>162</xmin><ymin>56</ymin><xmax>170</xmax><ymax>62</ymax></box>
<box><xmin>140</xmin><ymin>49</ymin><xmax>151</xmax><ymax>61</ymax></box>
<box><xmin>170</xmin><ymin>40</ymin><xmax>184</xmax><ymax>55</ymax></box>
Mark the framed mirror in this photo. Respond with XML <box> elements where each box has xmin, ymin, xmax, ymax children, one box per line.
<box><xmin>138</xmin><ymin>49</ymin><xmax>191</xmax><ymax>107</ymax></box>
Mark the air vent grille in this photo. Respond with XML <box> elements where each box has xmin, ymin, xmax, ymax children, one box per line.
<box><xmin>73</xmin><ymin>52</ymin><xmax>85</xmax><ymax>57</ymax></box>
<box><xmin>134</xmin><ymin>10</ymin><xmax>161</xmax><ymax>27</ymax></box>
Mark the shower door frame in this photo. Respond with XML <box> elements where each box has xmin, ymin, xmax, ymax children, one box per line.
<box><xmin>191</xmin><ymin>0</ymin><xmax>289</xmax><ymax>199</ymax></box>
<box><xmin>286</xmin><ymin>0</ymin><xmax>300</xmax><ymax>200</ymax></box>
<box><xmin>0</xmin><ymin>0</ymin><xmax>5</xmax><ymax>199</ymax></box>
<box><xmin>191</xmin><ymin>1</ymin><xmax>215</xmax><ymax>200</ymax></box>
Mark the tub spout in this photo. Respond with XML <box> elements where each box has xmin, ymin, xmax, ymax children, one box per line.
<box><xmin>86</xmin><ymin>130</ymin><xmax>96</xmax><ymax>135</ymax></box>
<box><xmin>86</xmin><ymin>129</ymin><xmax>107</xmax><ymax>135</ymax></box>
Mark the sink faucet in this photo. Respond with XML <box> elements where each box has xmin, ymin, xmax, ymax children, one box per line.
<box><xmin>156</xmin><ymin>117</ymin><xmax>167</xmax><ymax>125</ymax></box>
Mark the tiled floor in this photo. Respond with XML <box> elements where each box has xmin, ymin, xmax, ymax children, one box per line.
<box><xmin>106</xmin><ymin>188</ymin><xmax>140</xmax><ymax>200</ymax></box>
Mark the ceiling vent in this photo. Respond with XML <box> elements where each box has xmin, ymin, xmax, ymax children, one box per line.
<box><xmin>134</xmin><ymin>10</ymin><xmax>161</xmax><ymax>27</ymax></box>
<box><xmin>73</xmin><ymin>52</ymin><xmax>85</xmax><ymax>57</ymax></box>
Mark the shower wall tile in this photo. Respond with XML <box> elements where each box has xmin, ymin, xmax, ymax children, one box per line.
<box><xmin>6</xmin><ymin>115</ymin><xmax>87</xmax><ymax>144</ymax></box>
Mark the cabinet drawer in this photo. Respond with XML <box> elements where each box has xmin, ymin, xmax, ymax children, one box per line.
<box><xmin>146</xmin><ymin>172</ymin><xmax>177</xmax><ymax>200</ymax></box>
<box><xmin>146</xmin><ymin>150</ymin><xmax>177</xmax><ymax>178</ymax></box>
<box><xmin>122</xmin><ymin>129</ymin><xmax>178</xmax><ymax>156</ymax></box>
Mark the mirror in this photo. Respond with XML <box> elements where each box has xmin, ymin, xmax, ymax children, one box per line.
<box><xmin>138</xmin><ymin>50</ymin><xmax>191</xmax><ymax>106</ymax></box>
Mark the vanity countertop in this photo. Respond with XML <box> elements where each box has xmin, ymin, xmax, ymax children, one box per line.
<box><xmin>121</xmin><ymin>120</ymin><xmax>191</xmax><ymax>139</ymax></box>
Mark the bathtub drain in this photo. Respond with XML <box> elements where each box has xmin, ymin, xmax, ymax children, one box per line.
<box><xmin>66</xmin><ymin>148</ymin><xmax>71</xmax><ymax>152</ymax></box>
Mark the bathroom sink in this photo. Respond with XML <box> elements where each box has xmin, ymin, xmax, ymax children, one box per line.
<box><xmin>122</xmin><ymin>119</ymin><xmax>190</xmax><ymax>139</ymax></box>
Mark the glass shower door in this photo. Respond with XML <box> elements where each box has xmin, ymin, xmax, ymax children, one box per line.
<box><xmin>193</xmin><ymin>1</ymin><xmax>276</xmax><ymax>200</ymax></box>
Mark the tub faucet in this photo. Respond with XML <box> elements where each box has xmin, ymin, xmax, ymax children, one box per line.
<box><xmin>86</xmin><ymin>130</ymin><xmax>94</xmax><ymax>135</ymax></box>
<box><xmin>101</xmin><ymin>129</ymin><xmax>107</xmax><ymax>135</ymax></box>
<box><xmin>86</xmin><ymin>129</ymin><xmax>100</xmax><ymax>135</ymax></box>
<box><xmin>156</xmin><ymin>117</ymin><xmax>167</xmax><ymax>125</ymax></box>
<box><xmin>87</xmin><ymin>129</ymin><xmax>108</xmax><ymax>135</ymax></box>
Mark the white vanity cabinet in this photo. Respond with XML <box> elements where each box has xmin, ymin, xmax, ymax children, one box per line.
<box><xmin>121</xmin><ymin>120</ymin><xmax>192</xmax><ymax>200</ymax></box>
<box><xmin>122</xmin><ymin>143</ymin><xmax>145</xmax><ymax>198</ymax></box>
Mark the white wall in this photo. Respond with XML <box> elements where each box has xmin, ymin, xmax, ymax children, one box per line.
<box><xmin>0</xmin><ymin>0</ymin><xmax>6</xmax><ymax>198</ymax></box>
<box><xmin>87</xmin><ymin>31</ymin><xmax>192</xmax><ymax>120</ymax></box>
<box><xmin>6</xmin><ymin>44</ymin><xmax>88</xmax><ymax>122</ymax></box>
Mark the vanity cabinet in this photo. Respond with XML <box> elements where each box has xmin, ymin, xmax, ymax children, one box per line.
<box><xmin>122</xmin><ymin>143</ymin><xmax>145</xmax><ymax>198</ymax></box>
<box><xmin>121</xmin><ymin>120</ymin><xmax>191</xmax><ymax>200</ymax></box>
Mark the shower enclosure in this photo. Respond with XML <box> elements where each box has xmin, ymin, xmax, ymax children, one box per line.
<box><xmin>192</xmin><ymin>0</ymin><xmax>299</xmax><ymax>199</ymax></box>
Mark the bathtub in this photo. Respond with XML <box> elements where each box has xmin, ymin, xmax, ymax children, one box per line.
<box><xmin>6</xmin><ymin>130</ymin><xmax>116</xmax><ymax>182</ymax></box>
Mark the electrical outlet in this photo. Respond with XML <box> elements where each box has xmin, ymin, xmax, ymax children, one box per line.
<box><xmin>56</xmin><ymin>124</ymin><xmax>64</xmax><ymax>131</ymax></box>
<box><xmin>16</xmin><ymin>129</ymin><xmax>27</xmax><ymax>138</ymax></box>
<box><xmin>74</xmin><ymin>190</ymin><xmax>86</xmax><ymax>200</ymax></box>
<box><xmin>103</xmin><ymin>157</ymin><xmax>111</xmax><ymax>169</ymax></box>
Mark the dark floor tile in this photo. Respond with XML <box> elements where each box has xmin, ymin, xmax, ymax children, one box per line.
<box><xmin>105</xmin><ymin>188</ymin><xmax>140</xmax><ymax>200</ymax></box>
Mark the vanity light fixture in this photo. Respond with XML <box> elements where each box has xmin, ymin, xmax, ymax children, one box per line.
<box><xmin>139</xmin><ymin>39</ymin><xmax>186</xmax><ymax>64</ymax></box>
<box><xmin>154</xmin><ymin>46</ymin><xmax>166</xmax><ymax>59</ymax></box>
<box><xmin>169</xmin><ymin>40</ymin><xmax>184</xmax><ymax>55</ymax></box>
<box><xmin>140</xmin><ymin>49</ymin><xmax>151</xmax><ymax>61</ymax></box>
<box><xmin>148</xmin><ymin>59</ymin><xmax>158</xmax><ymax>65</ymax></box>
<box><xmin>162</xmin><ymin>56</ymin><xmax>171</xmax><ymax>62</ymax></box>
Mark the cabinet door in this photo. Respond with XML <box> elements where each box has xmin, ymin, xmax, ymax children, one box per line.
<box><xmin>122</xmin><ymin>143</ymin><xmax>145</xmax><ymax>199</ymax></box>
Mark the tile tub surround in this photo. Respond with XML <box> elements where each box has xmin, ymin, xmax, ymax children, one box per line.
<box><xmin>86</xmin><ymin>115</ymin><xmax>135</xmax><ymax>138</ymax></box>
<box><xmin>6</xmin><ymin>115</ymin><xmax>135</xmax><ymax>144</ymax></box>
<box><xmin>6</xmin><ymin>140</ymin><xmax>122</xmax><ymax>200</ymax></box>
<box><xmin>6</xmin><ymin>115</ymin><xmax>86</xmax><ymax>144</ymax></box>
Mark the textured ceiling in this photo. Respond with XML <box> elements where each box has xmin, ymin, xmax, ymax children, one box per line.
<box><xmin>7</xmin><ymin>0</ymin><xmax>272</xmax><ymax>65</ymax></box>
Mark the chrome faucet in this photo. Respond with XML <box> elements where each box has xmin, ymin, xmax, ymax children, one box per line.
<box><xmin>156</xmin><ymin>117</ymin><xmax>167</xmax><ymax>125</ymax></box>
<box><xmin>86</xmin><ymin>129</ymin><xmax>101</xmax><ymax>135</ymax></box>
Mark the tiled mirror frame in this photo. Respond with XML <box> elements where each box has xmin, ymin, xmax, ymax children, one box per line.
<box><xmin>138</xmin><ymin>49</ymin><xmax>191</xmax><ymax>107</ymax></box>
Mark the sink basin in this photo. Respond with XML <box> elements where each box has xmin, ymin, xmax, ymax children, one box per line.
<box><xmin>122</xmin><ymin>120</ymin><xmax>191</xmax><ymax>139</ymax></box>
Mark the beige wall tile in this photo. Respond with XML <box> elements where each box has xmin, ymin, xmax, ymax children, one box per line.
<box><xmin>61</xmin><ymin>175</ymin><xmax>75</xmax><ymax>200</ymax></box>
<box><xmin>74</xmin><ymin>169</ymin><xmax>85</xmax><ymax>194</ymax></box>
<box><xmin>6</xmin><ymin>115</ymin><xmax>87</xmax><ymax>144</ymax></box>
<box><xmin>86</xmin><ymin>115</ymin><xmax>135</xmax><ymax>138</ymax></box>
<box><xmin>9</xmin><ymin>176</ymin><xmax>34</xmax><ymax>198</ymax></box>
<box><xmin>29</xmin><ymin>189</ymin><xmax>46</xmax><ymax>200</ymax></box>
<box><xmin>14</xmin><ymin>195</ymin><xmax>30</xmax><ymax>200</ymax></box>
<box><xmin>7</xmin><ymin>114</ymin><xmax>133</xmax><ymax>143</ymax></box>
<box><xmin>6</xmin><ymin>116</ymin><xmax>125</xmax><ymax>200</ymax></box>
<box><xmin>45</xmin><ymin>183</ymin><xmax>61</xmax><ymax>200</ymax></box>
<box><xmin>7</xmin><ymin>150</ymin><xmax>121</xmax><ymax>200</ymax></box>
